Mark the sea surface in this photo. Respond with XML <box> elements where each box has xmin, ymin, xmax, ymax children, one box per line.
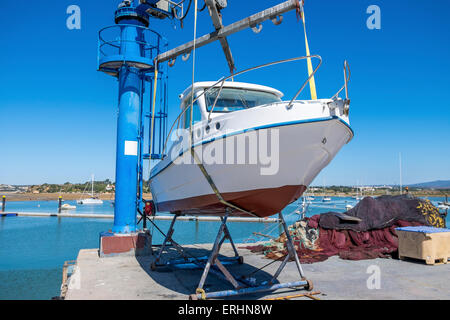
<box><xmin>0</xmin><ymin>197</ymin><xmax>447</xmax><ymax>300</ymax></box>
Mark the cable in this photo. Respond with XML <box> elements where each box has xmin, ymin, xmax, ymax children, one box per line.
<box><xmin>242</xmin><ymin>254</ymin><xmax>286</xmax><ymax>278</ymax></box>
<box><xmin>198</xmin><ymin>2</ymin><xmax>206</xmax><ymax>12</ymax></box>
<box><xmin>176</xmin><ymin>0</ymin><xmax>193</xmax><ymax>22</ymax></box>
<box><xmin>188</xmin><ymin>0</ymin><xmax>198</xmax><ymax>142</ymax></box>
<box><xmin>242</xmin><ymin>205</ymin><xmax>303</xmax><ymax>244</ymax></box>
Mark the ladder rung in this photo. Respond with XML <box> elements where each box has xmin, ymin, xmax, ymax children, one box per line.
<box><xmin>143</xmin><ymin>153</ymin><xmax>165</xmax><ymax>160</ymax></box>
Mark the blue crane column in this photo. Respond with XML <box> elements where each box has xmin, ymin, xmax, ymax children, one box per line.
<box><xmin>99</xmin><ymin>6</ymin><xmax>152</xmax><ymax>234</ymax></box>
<box><xmin>98</xmin><ymin>2</ymin><xmax>171</xmax><ymax>237</ymax></box>
<box><xmin>114</xmin><ymin>66</ymin><xmax>140</xmax><ymax>233</ymax></box>
<box><xmin>113</xmin><ymin>20</ymin><xmax>142</xmax><ymax>233</ymax></box>
<box><xmin>113</xmin><ymin>10</ymin><xmax>149</xmax><ymax>233</ymax></box>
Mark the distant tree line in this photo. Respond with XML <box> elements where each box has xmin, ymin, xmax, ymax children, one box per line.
<box><xmin>28</xmin><ymin>179</ymin><xmax>152</xmax><ymax>194</ymax></box>
<box><xmin>30</xmin><ymin>179</ymin><xmax>114</xmax><ymax>194</ymax></box>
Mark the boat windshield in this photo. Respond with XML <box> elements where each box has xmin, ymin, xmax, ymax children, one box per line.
<box><xmin>205</xmin><ymin>88</ymin><xmax>281</xmax><ymax>113</ymax></box>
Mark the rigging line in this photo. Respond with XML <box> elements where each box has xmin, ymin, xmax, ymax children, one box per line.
<box><xmin>242</xmin><ymin>209</ymin><xmax>290</xmax><ymax>243</ymax></box>
<box><xmin>184</xmin><ymin>0</ymin><xmax>256</xmax><ymax>216</ymax></box>
<box><xmin>147</xmin><ymin>217</ymin><xmax>214</xmax><ymax>263</ymax></box>
<box><xmin>242</xmin><ymin>203</ymin><xmax>304</xmax><ymax>243</ymax></box>
<box><xmin>189</xmin><ymin>0</ymin><xmax>198</xmax><ymax>145</ymax></box>
<box><xmin>243</xmin><ymin>254</ymin><xmax>286</xmax><ymax>278</ymax></box>
<box><xmin>189</xmin><ymin>147</ymin><xmax>259</xmax><ymax>218</ymax></box>
<box><xmin>77</xmin><ymin>177</ymin><xmax>92</xmax><ymax>200</ymax></box>
<box><xmin>241</xmin><ymin>208</ymin><xmax>307</xmax><ymax>277</ymax></box>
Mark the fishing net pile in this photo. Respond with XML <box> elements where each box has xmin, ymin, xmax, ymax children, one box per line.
<box><xmin>244</xmin><ymin>195</ymin><xmax>446</xmax><ymax>263</ymax></box>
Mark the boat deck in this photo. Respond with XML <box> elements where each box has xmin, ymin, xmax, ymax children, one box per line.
<box><xmin>64</xmin><ymin>243</ymin><xmax>450</xmax><ymax>300</ymax></box>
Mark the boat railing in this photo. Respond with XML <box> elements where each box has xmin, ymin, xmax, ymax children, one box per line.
<box><xmin>161</xmin><ymin>55</ymin><xmax>323</xmax><ymax>158</ymax></box>
<box><xmin>331</xmin><ymin>60</ymin><xmax>351</xmax><ymax>101</ymax></box>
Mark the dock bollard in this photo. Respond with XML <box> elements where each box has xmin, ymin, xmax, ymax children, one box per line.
<box><xmin>58</xmin><ymin>196</ymin><xmax>62</xmax><ymax>213</ymax></box>
<box><xmin>1</xmin><ymin>196</ymin><xmax>5</xmax><ymax>212</ymax></box>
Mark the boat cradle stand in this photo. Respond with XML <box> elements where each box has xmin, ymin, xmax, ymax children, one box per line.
<box><xmin>149</xmin><ymin>210</ymin><xmax>313</xmax><ymax>300</ymax></box>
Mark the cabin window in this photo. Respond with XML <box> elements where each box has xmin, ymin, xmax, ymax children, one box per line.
<box><xmin>205</xmin><ymin>88</ymin><xmax>281</xmax><ymax>113</ymax></box>
<box><xmin>183</xmin><ymin>99</ymin><xmax>202</xmax><ymax>128</ymax></box>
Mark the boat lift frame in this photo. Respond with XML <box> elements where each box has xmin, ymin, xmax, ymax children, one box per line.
<box><xmin>149</xmin><ymin>210</ymin><xmax>312</xmax><ymax>300</ymax></box>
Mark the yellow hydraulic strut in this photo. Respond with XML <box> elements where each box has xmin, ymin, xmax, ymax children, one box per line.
<box><xmin>300</xmin><ymin>4</ymin><xmax>317</xmax><ymax>100</ymax></box>
<box><xmin>149</xmin><ymin>63</ymin><xmax>158</xmax><ymax>162</ymax></box>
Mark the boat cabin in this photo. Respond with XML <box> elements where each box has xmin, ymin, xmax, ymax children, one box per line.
<box><xmin>179</xmin><ymin>81</ymin><xmax>284</xmax><ymax>128</ymax></box>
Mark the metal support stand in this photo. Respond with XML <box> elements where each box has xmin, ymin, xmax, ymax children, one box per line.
<box><xmin>150</xmin><ymin>210</ymin><xmax>312</xmax><ymax>300</ymax></box>
<box><xmin>151</xmin><ymin>214</ymin><xmax>187</xmax><ymax>270</ymax></box>
<box><xmin>196</xmin><ymin>211</ymin><xmax>242</xmax><ymax>292</ymax></box>
<box><xmin>269</xmin><ymin>212</ymin><xmax>305</xmax><ymax>283</ymax></box>
<box><xmin>190</xmin><ymin>211</ymin><xmax>312</xmax><ymax>299</ymax></box>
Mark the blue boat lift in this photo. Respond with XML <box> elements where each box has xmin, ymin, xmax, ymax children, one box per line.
<box><xmin>98</xmin><ymin>0</ymin><xmax>313</xmax><ymax>299</ymax></box>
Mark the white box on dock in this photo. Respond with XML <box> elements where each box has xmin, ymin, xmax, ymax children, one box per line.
<box><xmin>396</xmin><ymin>226</ymin><xmax>450</xmax><ymax>265</ymax></box>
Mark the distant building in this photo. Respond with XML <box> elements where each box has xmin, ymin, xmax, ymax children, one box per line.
<box><xmin>0</xmin><ymin>184</ymin><xmax>16</xmax><ymax>192</ymax></box>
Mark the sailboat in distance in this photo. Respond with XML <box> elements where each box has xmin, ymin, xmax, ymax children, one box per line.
<box><xmin>305</xmin><ymin>188</ymin><xmax>315</xmax><ymax>201</ymax></box>
<box><xmin>77</xmin><ymin>174</ymin><xmax>103</xmax><ymax>205</ymax></box>
<box><xmin>322</xmin><ymin>179</ymin><xmax>331</xmax><ymax>202</ymax></box>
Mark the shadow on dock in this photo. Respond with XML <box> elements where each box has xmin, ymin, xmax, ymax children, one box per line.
<box><xmin>135</xmin><ymin>245</ymin><xmax>287</xmax><ymax>300</ymax></box>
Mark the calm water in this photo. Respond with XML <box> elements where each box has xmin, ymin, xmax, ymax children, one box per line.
<box><xmin>3</xmin><ymin>199</ymin><xmax>115</xmax><ymax>215</ymax></box>
<box><xmin>0</xmin><ymin>196</ymin><xmax>447</xmax><ymax>300</ymax></box>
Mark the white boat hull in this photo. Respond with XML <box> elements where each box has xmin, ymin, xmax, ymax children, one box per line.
<box><xmin>61</xmin><ymin>204</ymin><xmax>77</xmax><ymax>210</ymax></box>
<box><xmin>150</xmin><ymin>99</ymin><xmax>352</xmax><ymax>217</ymax></box>
<box><xmin>77</xmin><ymin>199</ymin><xmax>103</xmax><ymax>205</ymax></box>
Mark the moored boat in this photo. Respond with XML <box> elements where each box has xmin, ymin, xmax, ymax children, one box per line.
<box><xmin>61</xmin><ymin>203</ymin><xmax>77</xmax><ymax>210</ymax></box>
<box><xmin>77</xmin><ymin>174</ymin><xmax>104</xmax><ymax>205</ymax></box>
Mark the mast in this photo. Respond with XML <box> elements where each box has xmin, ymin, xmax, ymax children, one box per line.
<box><xmin>322</xmin><ymin>177</ymin><xmax>326</xmax><ymax>199</ymax></box>
<box><xmin>91</xmin><ymin>174</ymin><xmax>94</xmax><ymax>197</ymax></box>
<box><xmin>399</xmin><ymin>153</ymin><xmax>402</xmax><ymax>195</ymax></box>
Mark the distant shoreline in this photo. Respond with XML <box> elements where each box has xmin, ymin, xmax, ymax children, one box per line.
<box><xmin>1</xmin><ymin>192</ymin><xmax>152</xmax><ymax>202</ymax></box>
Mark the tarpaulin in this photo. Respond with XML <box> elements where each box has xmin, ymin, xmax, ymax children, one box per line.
<box><xmin>244</xmin><ymin>195</ymin><xmax>446</xmax><ymax>263</ymax></box>
<box><xmin>318</xmin><ymin>195</ymin><xmax>446</xmax><ymax>231</ymax></box>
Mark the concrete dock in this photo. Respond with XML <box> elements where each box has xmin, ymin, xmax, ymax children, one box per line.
<box><xmin>64</xmin><ymin>243</ymin><xmax>450</xmax><ymax>300</ymax></box>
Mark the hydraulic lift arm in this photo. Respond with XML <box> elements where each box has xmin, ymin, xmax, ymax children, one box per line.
<box><xmin>156</xmin><ymin>0</ymin><xmax>301</xmax><ymax>70</ymax></box>
<box><xmin>204</xmin><ymin>0</ymin><xmax>236</xmax><ymax>73</ymax></box>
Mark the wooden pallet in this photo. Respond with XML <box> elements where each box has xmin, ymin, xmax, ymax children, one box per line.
<box><xmin>399</xmin><ymin>255</ymin><xmax>449</xmax><ymax>265</ymax></box>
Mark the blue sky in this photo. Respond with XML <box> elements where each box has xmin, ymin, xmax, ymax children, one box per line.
<box><xmin>0</xmin><ymin>0</ymin><xmax>449</xmax><ymax>186</ymax></box>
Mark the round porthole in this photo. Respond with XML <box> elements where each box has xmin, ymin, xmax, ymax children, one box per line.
<box><xmin>215</xmin><ymin>122</ymin><xmax>221</xmax><ymax>130</ymax></box>
<box><xmin>205</xmin><ymin>125</ymin><xmax>210</xmax><ymax>134</ymax></box>
<box><xmin>196</xmin><ymin>128</ymin><xmax>202</xmax><ymax>138</ymax></box>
